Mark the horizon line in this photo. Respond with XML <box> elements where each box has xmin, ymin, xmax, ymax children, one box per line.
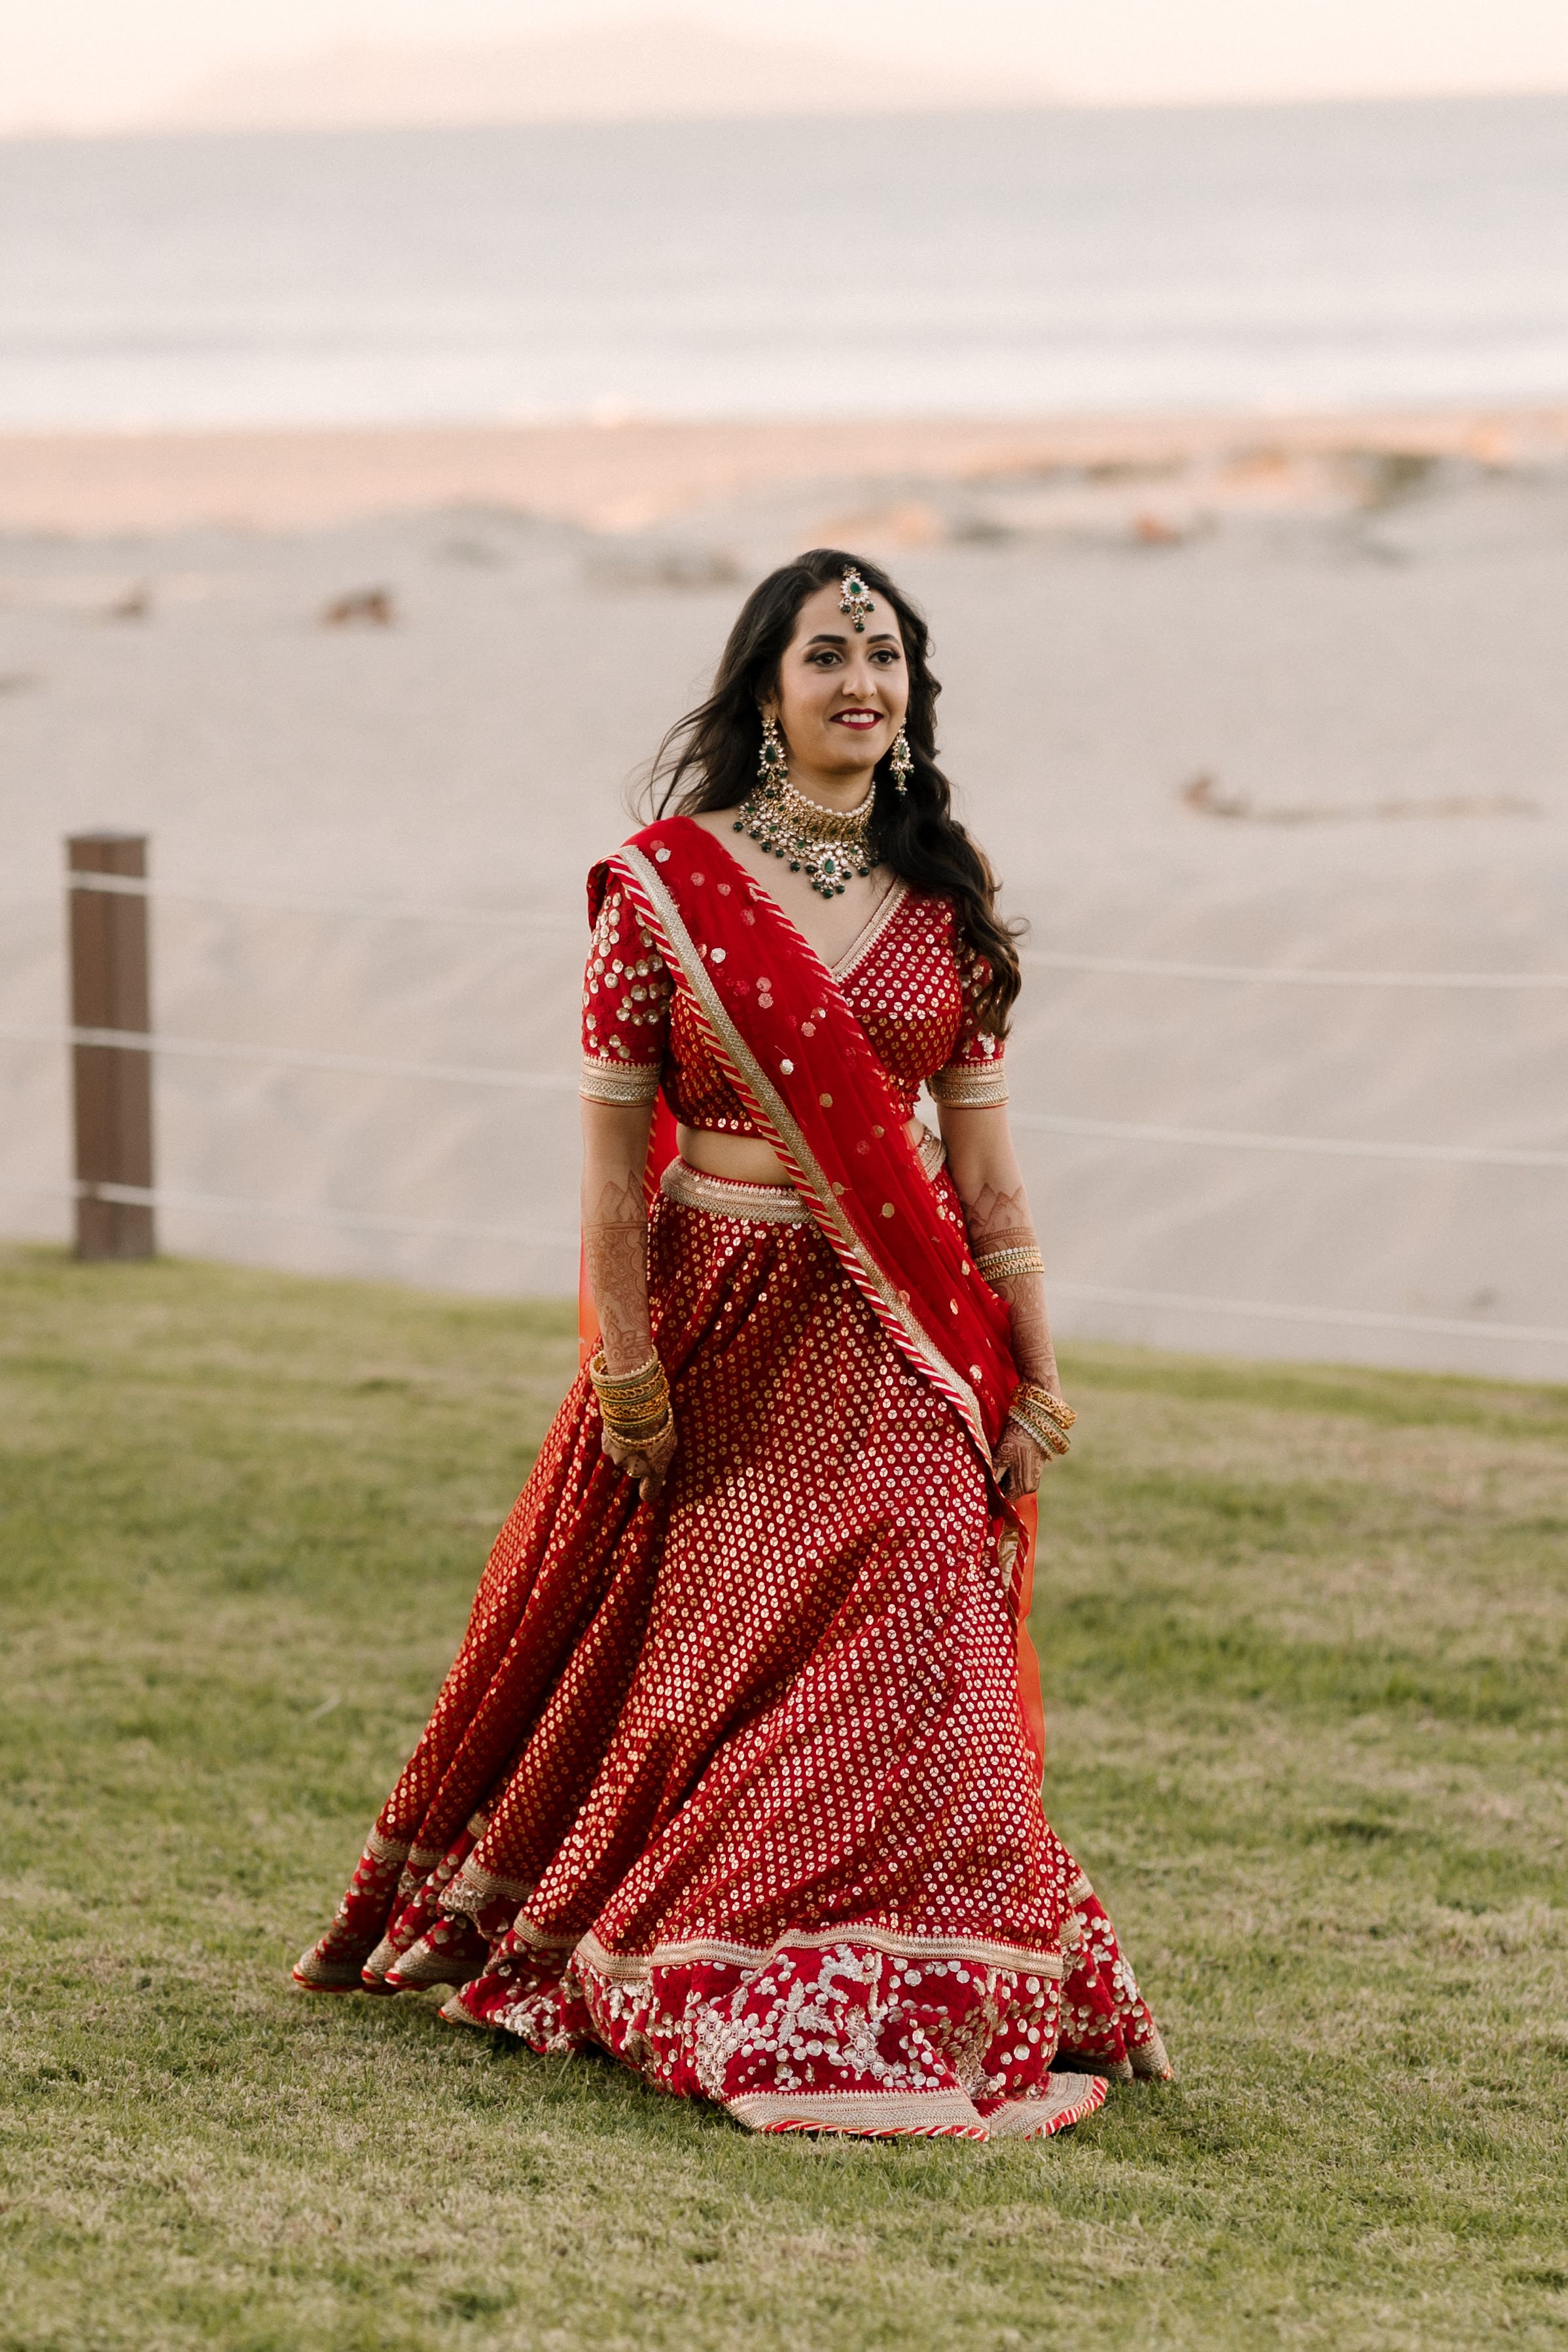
<box><xmin>5</xmin><ymin>82</ymin><xmax>1568</xmax><ymax>143</ymax></box>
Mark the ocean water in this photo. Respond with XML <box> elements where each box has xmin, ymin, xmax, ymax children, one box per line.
<box><xmin>2</xmin><ymin>95</ymin><xmax>1567</xmax><ymax>428</ymax></box>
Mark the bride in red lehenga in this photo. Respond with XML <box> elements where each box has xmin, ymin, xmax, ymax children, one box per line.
<box><xmin>294</xmin><ymin>549</ymin><xmax>1171</xmax><ymax>2139</ymax></box>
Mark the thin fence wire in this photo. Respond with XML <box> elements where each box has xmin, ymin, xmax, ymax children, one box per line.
<box><xmin>1019</xmin><ymin>950</ymin><xmax>1568</xmax><ymax>989</ymax></box>
<box><xmin>0</xmin><ymin>1176</ymin><xmax>577</xmax><ymax>1251</ymax></box>
<box><xmin>5</xmin><ymin>1174</ymin><xmax>1565</xmax><ymax>1351</ymax></box>
<box><xmin>0</xmin><ymin>1022</ymin><xmax>578</xmax><ymax>1094</ymax></box>
<box><xmin>5</xmin><ymin>861</ymin><xmax>1564</xmax><ymax>1358</ymax></box>
<box><xmin>19</xmin><ymin>871</ymin><xmax>581</xmax><ymax>935</ymax></box>
<box><xmin>1046</xmin><ymin>1281</ymin><xmax>1568</xmax><ymax>1349</ymax></box>
<box><xmin>7</xmin><ymin>872</ymin><xmax>1567</xmax><ymax>986</ymax></box>
<box><xmin>5</xmin><ymin>1024</ymin><xmax>1559</xmax><ymax>1169</ymax></box>
<box><xmin>1009</xmin><ymin>1110</ymin><xmax>1568</xmax><ymax>1171</ymax></box>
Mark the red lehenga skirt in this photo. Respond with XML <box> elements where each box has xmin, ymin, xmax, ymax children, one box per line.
<box><xmin>294</xmin><ymin>1162</ymin><xmax>1171</xmax><ymax>2138</ymax></box>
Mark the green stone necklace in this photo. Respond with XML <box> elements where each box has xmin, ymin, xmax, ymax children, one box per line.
<box><xmin>733</xmin><ymin>774</ymin><xmax>880</xmax><ymax>900</ymax></box>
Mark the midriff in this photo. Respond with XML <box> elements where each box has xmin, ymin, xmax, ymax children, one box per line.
<box><xmin>677</xmin><ymin>1118</ymin><xmax>927</xmax><ymax>1188</ymax></box>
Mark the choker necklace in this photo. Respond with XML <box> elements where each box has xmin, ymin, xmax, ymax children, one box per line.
<box><xmin>733</xmin><ymin>775</ymin><xmax>880</xmax><ymax>899</ymax></box>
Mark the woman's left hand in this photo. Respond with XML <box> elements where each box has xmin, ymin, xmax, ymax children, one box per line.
<box><xmin>995</xmin><ymin>1421</ymin><xmax>1049</xmax><ymax>1498</ymax></box>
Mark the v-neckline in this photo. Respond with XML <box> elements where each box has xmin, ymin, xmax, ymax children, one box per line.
<box><xmin>682</xmin><ymin>817</ymin><xmax>907</xmax><ymax>991</ymax></box>
<box><xmin>830</xmin><ymin>875</ymin><xmax>908</xmax><ymax>982</ymax></box>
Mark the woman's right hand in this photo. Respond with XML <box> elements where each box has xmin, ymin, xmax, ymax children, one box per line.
<box><xmin>601</xmin><ymin>1415</ymin><xmax>677</xmax><ymax>1505</ymax></box>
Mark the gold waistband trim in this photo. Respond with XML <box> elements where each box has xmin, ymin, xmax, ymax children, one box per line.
<box><xmin>662</xmin><ymin>1125</ymin><xmax>944</xmax><ymax>1226</ymax></box>
<box><xmin>660</xmin><ymin>1160</ymin><xmax>812</xmax><ymax>1224</ymax></box>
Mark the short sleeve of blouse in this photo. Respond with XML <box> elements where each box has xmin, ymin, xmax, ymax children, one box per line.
<box><xmin>579</xmin><ymin>878</ymin><xmax>671</xmax><ymax>1105</ymax></box>
<box><xmin>926</xmin><ymin>929</ymin><xmax>1009</xmax><ymax>1109</ymax></box>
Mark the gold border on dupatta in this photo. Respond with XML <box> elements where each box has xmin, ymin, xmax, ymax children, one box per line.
<box><xmin>615</xmin><ymin>844</ymin><xmax>990</xmax><ymax>1463</ymax></box>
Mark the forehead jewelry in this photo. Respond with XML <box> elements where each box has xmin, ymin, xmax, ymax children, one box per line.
<box><xmin>839</xmin><ymin>569</ymin><xmax>875</xmax><ymax>633</ymax></box>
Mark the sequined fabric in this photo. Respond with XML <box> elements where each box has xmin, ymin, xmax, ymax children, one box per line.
<box><xmin>580</xmin><ymin>875</ymin><xmax>1005</xmax><ymax>1131</ymax></box>
<box><xmin>295</xmin><ymin>1178</ymin><xmax>1171</xmax><ymax>2135</ymax></box>
<box><xmin>597</xmin><ymin>826</ymin><xmax>1018</xmax><ymax>1455</ymax></box>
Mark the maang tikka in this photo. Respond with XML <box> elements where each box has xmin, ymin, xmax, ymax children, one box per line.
<box><xmin>839</xmin><ymin>569</ymin><xmax>875</xmax><ymax>632</ymax></box>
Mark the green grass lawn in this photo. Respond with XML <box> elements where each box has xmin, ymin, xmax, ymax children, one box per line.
<box><xmin>3</xmin><ymin>1245</ymin><xmax>1567</xmax><ymax>2352</ymax></box>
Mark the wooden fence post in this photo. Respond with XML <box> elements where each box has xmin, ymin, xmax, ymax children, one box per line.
<box><xmin>67</xmin><ymin>832</ymin><xmax>155</xmax><ymax>1260</ymax></box>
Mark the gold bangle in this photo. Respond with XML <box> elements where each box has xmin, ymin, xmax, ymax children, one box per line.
<box><xmin>975</xmin><ymin>1245</ymin><xmax>1045</xmax><ymax>1283</ymax></box>
<box><xmin>1007</xmin><ymin>1403</ymin><xmax>1071</xmax><ymax>1458</ymax></box>
<box><xmin>598</xmin><ymin>1399</ymin><xmax>669</xmax><ymax>1434</ymax></box>
<box><xmin>1014</xmin><ymin>1381</ymin><xmax>1075</xmax><ymax>1433</ymax></box>
<box><xmin>588</xmin><ymin>1349</ymin><xmax>664</xmax><ymax>1395</ymax></box>
<box><xmin>602</xmin><ymin>1404</ymin><xmax>673</xmax><ymax>1446</ymax></box>
<box><xmin>598</xmin><ymin>1387</ymin><xmax>668</xmax><ymax>1420</ymax></box>
<box><xmin>585</xmin><ymin>1373</ymin><xmax>668</xmax><ymax>1402</ymax></box>
<box><xmin>597</xmin><ymin>1385</ymin><xmax>670</xmax><ymax>1427</ymax></box>
<box><xmin>1008</xmin><ymin>1380</ymin><xmax>1075</xmax><ymax>1459</ymax></box>
<box><xmin>596</xmin><ymin>1380</ymin><xmax>668</xmax><ymax>1415</ymax></box>
<box><xmin>589</xmin><ymin>1348</ymin><xmax>671</xmax><ymax>1443</ymax></box>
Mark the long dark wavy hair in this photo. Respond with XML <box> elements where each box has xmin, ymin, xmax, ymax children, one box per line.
<box><xmin>643</xmin><ymin>547</ymin><xmax>1023</xmax><ymax>1035</ymax></box>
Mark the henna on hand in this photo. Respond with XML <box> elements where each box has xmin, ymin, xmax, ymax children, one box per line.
<box><xmin>954</xmin><ymin>1178</ymin><xmax>1060</xmax><ymax>1393</ymax></box>
<box><xmin>582</xmin><ymin>1169</ymin><xmax>653</xmax><ymax>1372</ymax></box>
<box><xmin>958</xmin><ymin>1178</ymin><xmax>1032</xmax><ymax>1250</ymax></box>
<box><xmin>580</xmin><ymin>1103</ymin><xmax>673</xmax><ymax>1497</ymax></box>
<box><xmin>989</xmin><ymin>1269</ymin><xmax>1060</xmax><ymax>1394</ymax></box>
<box><xmin>995</xmin><ymin>1419</ymin><xmax>1049</xmax><ymax>1497</ymax></box>
<box><xmin>942</xmin><ymin>1107</ymin><xmax>1065</xmax><ymax>1404</ymax></box>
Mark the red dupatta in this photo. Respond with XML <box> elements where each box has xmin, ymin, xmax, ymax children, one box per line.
<box><xmin>582</xmin><ymin>816</ymin><xmax>1047</xmax><ymax>1772</ymax></box>
<box><xmin>609</xmin><ymin>818</ymin><xmax>1020</xmax><ymax>1450</ymax></box>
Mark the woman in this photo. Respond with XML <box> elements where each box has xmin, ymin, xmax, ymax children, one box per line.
<box><xmin>294</xmin><ymin>549</ymin><xmax>1171</xmax><ymax>2139</ymax></box>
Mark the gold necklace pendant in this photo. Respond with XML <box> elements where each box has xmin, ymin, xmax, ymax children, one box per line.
<box><xmin>733</xmin><ymin>777</ymin><xmax>880</xmax><ymax>899</ymax></box>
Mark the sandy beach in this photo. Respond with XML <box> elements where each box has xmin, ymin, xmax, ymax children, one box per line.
<box><xmin>4</xmin><ymin>406</ymin><xmax>1568</xmax><ymax>535</ymax></box>
<box><xmin>2</xmin><ymin>410</ymin><xmax>1565</xmax><ymax>1377</ymax></box>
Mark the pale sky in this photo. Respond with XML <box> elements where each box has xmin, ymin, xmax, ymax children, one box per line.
<box><xmin>5</xmin><ymin>0</ymin><xmax>1568</xmax><ymax>132</ymax></box>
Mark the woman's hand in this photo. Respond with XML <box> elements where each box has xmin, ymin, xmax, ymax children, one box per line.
<box><xmin>995</xmin><ymin>1419</ymin><xmax>1049</xmax><ymax>1499</ymax></box>
<box><xmin>601</xmin><ymin>1415</ymin><xmax>677</xmax><ymax>1505</ymax></box>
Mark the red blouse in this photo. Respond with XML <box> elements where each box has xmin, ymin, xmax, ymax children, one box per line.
<box><xmin>580</xmin><ymin>869</ymin><xmax>1008</xmax><ymax>1130</ymax></box>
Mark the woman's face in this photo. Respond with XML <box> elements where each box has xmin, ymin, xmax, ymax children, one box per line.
<box><xmin>766</xmin><ymin>579</ymin><xmax>909</xmax><ymax>785</ymax></box>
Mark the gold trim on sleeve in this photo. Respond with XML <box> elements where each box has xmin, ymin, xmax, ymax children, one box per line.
<box><xmin>927</xmin><ymin>1063</ymin><xmax>1010</xmax><ymax>1109</ymax></box>
<box><xmin>579</xmin><ymin>1054</ymin><xmax>660</xmax><ymax>1105</ymax></box>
